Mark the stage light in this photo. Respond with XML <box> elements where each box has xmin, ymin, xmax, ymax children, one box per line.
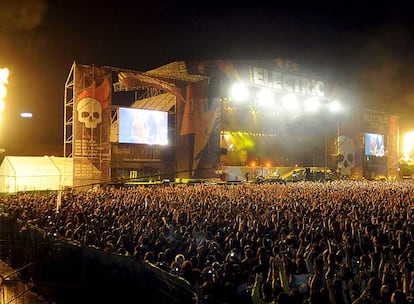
<box><xmin>257</xmin><ymin>89</ymin><xmax>274</xmax><ymax>107</ymax></box>
<box><xmin>303</xmin><ymin>97</ymin><xmax>321</xmax><ymax>113</ymax></box>
<box><xmin>327</xmin><ymin>99</ymin><xmax>342</xmax><ymax>113</ymax></box>
<box><xmin>230</xmin><ymin>83</ymin><xmax>249</xmax><ymax>102</ymax></box>
<box><xmin>221</xmin><ymin>132</ymin><xmax>231</xmax><ymax>142</ymax></box>
<box><xmin>282</xmin><ymin>94</ymin><xmax>299</xmax><ymax>112</ymax></box>
<box><xmin>20</xmin><ymin>112</ymin><xmax>33</xmax><ymax>118</ymax></box>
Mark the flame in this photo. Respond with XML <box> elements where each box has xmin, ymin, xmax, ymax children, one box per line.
<box><xmin>403</xmin><ymin>130</ymin><xmax>414</xmax><ymax>161</ymax></box>
<box><xmin>0</xmin><ymin>68</ymin><xmax>10</xmax><ymax>122</ymax></box>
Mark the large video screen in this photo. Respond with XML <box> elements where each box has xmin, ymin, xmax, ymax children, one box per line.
<box><xmin>119</xmin><ymin>107</ymin><xmax>168</xmax><ymax>145</ymax></box>
<box><xmin>365</xmin><ymin>133</ymin><xmax>385</xmax><ymax>157</ymax></box>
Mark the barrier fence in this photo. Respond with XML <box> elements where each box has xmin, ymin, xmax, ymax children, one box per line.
<box><xmin>0</xmin><ymin>214</ymin><xmax>199</xmax><ymax>304</ymax></box>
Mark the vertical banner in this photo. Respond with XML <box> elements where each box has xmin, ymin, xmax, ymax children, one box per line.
<box><xmin>338</xmin><ymin>111</ymin><xmax>363</xmax><ymax>178</ymax></box>
<box><xmin>387</xmin><ymin>115</ymin><xmax>399</xmax><ymax>178</ymax></box>
<box><xmin>176</xmin><ymin>85</ymin><xmax>194</xmax><ymax>179</ymax></box>
<box><xmin>178</xmin><ymin>80</ymin><xmax>219</xmax><ymax>178</ymax></box>
<box><xmin>191</xmin><ymin>80</ymin><xmax>219</xmax><ymax>178</ymax></box>
<box><xmin>73</xmin><ymin>64</ymin><xmax>111</xmax><ymax>188</ymax></box>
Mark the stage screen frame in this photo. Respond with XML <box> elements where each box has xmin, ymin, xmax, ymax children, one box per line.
<box><xmin>365</xmin><ymin>133</ymin><xmax>385</xmax><ymax>157</ymax></box>
<box><xmin>118</xmin><ymin>107</ymin><xmax>168</xmax><ymax>145</ymax></box>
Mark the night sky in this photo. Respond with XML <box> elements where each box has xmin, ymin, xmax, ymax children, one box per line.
<box><xmin>0</xmin><ymin>0</ymin><xmax>414</xmax><ymax>156</ymax></box>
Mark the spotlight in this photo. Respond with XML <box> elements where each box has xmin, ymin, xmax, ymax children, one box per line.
<box><xmin>257</xmin><ymin>89</ymin><xmax>274</xmax><ymax>107</ymax></box>
<box><xmin>20</xmin><ymin>112</ymin><xmax>33</xmax><ymax>118</ymax></box>
<box><xmin>303</xmin><ymin>97</ymin><xmax>321</xmax><ymax>113</ymax></box>
<box><xmin>230</xmin><ymin>83</ymin><xmax>249</xmax><ymax>102</ymax></box>
<box><xmin>327</xmin><ymin>99</ymin><xmax>342</xmax><ymax>113</ymax></box>
<box><xmin>282</xmin><ymin>94</ymin><xmax>300</xmax><ymax>112</ymax></box>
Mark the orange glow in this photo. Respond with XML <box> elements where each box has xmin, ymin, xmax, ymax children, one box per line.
<box><xmin>0</xmin><ymin>68</ymin><xmax>10</xmax><ymax>123</ymax></box>
<box><xmin>403</xmin><ymin>130</ymin><xmax>414</xmax><ymax>161</ymax></box>
<box><xmin>265</xmin><ymin>162</ymin><xmax>271</xmax><ymax>167</ymax></box>
<box><xmin>251</xmin><ymin>161</ymin><xmax>256</xmax><ymax>167</ymax></box>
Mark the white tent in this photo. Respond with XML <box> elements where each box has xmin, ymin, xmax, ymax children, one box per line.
<box><xmin>0</xmin><ymin>156</ymin><xmax>74</xmax><ymax>193</ymax></box>
<box><xmin>48</xmin><ymin>157</ymin><xmax>73</xmax><ymax>188</ymax></box>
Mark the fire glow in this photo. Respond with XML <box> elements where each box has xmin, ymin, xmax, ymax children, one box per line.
<box><xmin>0</xmin><ymin>68</ymin><xmax>10</xmax><ymax>122</ymax></box>
<box><xmin>403</xmin><ymin>130</ymin><xmax>414</xmax><ymax>162</ymax></box>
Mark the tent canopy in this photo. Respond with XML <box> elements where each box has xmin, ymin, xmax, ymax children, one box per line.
<box><xmin>0</xmin><ymin>156</ymin><xmax>77</xmax><ymax>193</ymax></box>
<box><xmin>2</xmin><ymin>156</ymin><xmax>60</xmax><ymax>176</ymax></box>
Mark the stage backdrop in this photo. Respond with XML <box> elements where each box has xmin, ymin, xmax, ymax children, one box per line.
<box><xmin>73</xmin><ymin>64</ymin><xmax>111</xmax><ymax>187</ymax></box>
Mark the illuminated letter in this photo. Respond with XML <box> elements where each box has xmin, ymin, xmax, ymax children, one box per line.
<box><xmin>301</xmin><ymin>79</ymin><xmax>314</xmax><ymax>95</ymax></box>
<box><xmin>263</xmin><ymin>69</ymin><xmax>273</xmax><ymax>87</ymax></box>
<box><xmin>282</xmin><ymin>74</ymin><xmax>293</xmax><ymax>92</ymax></box>
<box><xmin>291</xmin><ymin>76</ymin><xmax>301</xmax><ymax>93</ymax></box>
<box><xmin>272</xmin><ymin>71</ymin><xmax>283</xmax><ymax>90</ymax></box>
<box><xmin>252</xmin><ymin>67</ymin><xmax>265</xmax><ymax>86</ymax></box>
<box><xmin>315</xmin><ymin>81</ymin><xmax>325</xmax><ymax>97</ymax></box>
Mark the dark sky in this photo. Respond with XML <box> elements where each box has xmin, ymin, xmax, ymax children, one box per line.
<box><xmin>0</xmin><ymin>0</ymin><xmax>414</xmax><ymax>156</ymax></box>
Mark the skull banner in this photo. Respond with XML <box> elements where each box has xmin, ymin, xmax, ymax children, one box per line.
<box><xmin>73</xmin><ymin>64</ymin><xmax>111</xmax><ymax>187</ymax></box>
<box><xmin>338</xmin><ymin>135</ymin><xmax>355</xmax><ymax>176</ymax></box>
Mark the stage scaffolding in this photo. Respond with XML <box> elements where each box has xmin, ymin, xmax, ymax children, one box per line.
<box><xmin>63</xmin><ymin>63</ymin><xmax>74</xmax><ymax>158</ymax></box>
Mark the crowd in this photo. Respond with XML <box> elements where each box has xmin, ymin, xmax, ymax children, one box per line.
<box><xmin>1</xmin><ymin>180</ymin><xmax>414</xmax><ymax>304</ymax></box>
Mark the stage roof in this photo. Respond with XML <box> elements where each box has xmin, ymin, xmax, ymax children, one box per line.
<box><xmin>145</xmin><ymin>61</ymin><xmax>207</xmax><ymax>83</ymax></box>
<box><xmin>131</xmin><ymin>93</ymin><xmax>176</xmax><ymax>112</ymax></box>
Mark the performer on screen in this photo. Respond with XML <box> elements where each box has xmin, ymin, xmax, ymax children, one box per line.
<box><xmin>131</xmin><ymin>112</ymin><xmax>150</xmax><ymax>143</ymax></box>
